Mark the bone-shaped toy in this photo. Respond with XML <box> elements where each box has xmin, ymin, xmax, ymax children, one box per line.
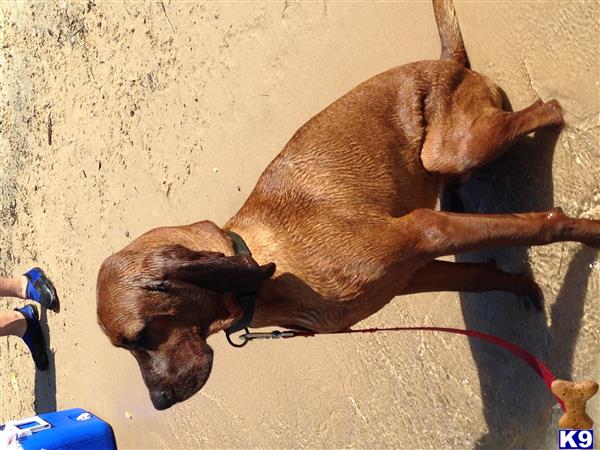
<box><xmin>551</xmin><ymin>379</ymin><xmax>598</xmax><ymax>429</ymax></box>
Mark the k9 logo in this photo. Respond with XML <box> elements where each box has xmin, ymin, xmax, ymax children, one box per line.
<box><xmin>559</xmin><ymin>429</ymin><xmax>594</xmax><ymax>450</ymax></box>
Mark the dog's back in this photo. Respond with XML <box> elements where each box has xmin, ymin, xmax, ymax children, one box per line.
<box><xmin>228</xmin><ymin>1</ymin><xmax>473</xmax><ymax>242</ymax></box>
<box><xmin>234</xmin><ymin>62</ymin><xmax>452</xmax><ymax>224</ymax></box>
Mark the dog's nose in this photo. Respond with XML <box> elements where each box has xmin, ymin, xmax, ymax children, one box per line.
<box><xmin>150</xmin><ymin>390</ymin><xmax>175</xmax><ymax>410</ymax></box>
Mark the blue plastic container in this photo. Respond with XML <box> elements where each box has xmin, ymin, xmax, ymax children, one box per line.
<box><xmin>5</xmin><ymin>408</ymin><xmax>117</xmax><ymax>450</ymax></box>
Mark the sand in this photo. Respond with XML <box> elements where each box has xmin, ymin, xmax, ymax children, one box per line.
<box><xmin>1</xmin><ymin>1</ymin><xmax>598</xmax><ymax>448</ymax></box>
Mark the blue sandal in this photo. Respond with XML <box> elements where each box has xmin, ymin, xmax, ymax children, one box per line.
<box><xmin>15</xmin><ymin>304</ymin><xmax>49</xmax><ymax>371</ymax></box>
<box><xmin>24</xmin><ymin>267</ymin><xmax>59</xmax><ymax>311</ymax></box>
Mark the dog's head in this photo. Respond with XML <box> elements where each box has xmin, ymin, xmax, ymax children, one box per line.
<box><xmin>96</xmin><ymin>221</ymin><xmax>275</xmax><ymax>410</ymax></box>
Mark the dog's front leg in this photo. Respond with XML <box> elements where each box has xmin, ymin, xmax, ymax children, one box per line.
<box><xmin>388</xmin><ymin>207</ymin><xmax>599</xmax><ymax>261</ymax></box>
<box><xmin>401</xmin><ymin>260</ymin><xmax>543</xmax><ymax>309</ymax></box>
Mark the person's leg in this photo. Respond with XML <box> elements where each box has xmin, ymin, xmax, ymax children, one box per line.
<box><xmin>0</xmin><ymin>310</ymin><xmax>27</xmax><ymax>337</ymax></box>
<box><xmin>0</xmin><ymin>276</ymin><xmax>27</xmax><ymax>299</ymax></box>
<box><xmin>0</xmin><ymin>305</ymin><xmax>49</xmax><ymax>371</ymax></box>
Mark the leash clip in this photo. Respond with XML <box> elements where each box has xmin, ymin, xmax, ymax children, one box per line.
<box><xmin>225</xmin><ymin>327</ymin><xmax>250</xmax><ymax>348</ymax></box>
<box><xmin>243</xmin><ymin>330</ymin><xmax>297</xmax><ymax>341</ymax></box>
<box><xmin>225</xmin><ymin>329</ymin><xmax>298</xmax><ymax>348</ymax></box>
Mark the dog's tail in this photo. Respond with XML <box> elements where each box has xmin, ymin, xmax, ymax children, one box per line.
<box><xmin>432</xmin><ymin>0</ymin><xmax>470</xmax><ymax>68</ymax></box>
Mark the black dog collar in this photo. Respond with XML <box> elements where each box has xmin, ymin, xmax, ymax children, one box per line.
<box><xmin>225</xmin><ymin>231</ymin><xmax>257</xmax><ymax>337</ymax></box>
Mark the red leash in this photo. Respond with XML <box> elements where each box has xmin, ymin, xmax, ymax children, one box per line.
<box><xmin>236</xmin><ymin>325</ymin><xmax>566</xmax><ymax>411</ymax></box>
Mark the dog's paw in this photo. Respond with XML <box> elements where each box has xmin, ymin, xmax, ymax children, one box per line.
<box><xmin>579</xmin><ymin>218</ymin><xmax>600</xmax><ymax>249</ymax></box>
<box><xmin>543</xmin><ymin>99</ymin><xmax>565</xmax><ymax>127</ymax></box>
<box><xmin>583</xmin><ymin>234</ymin><xmax>600</xmax><ymax>249</ymax></box>
<box><xmin>531</xmin><ymin>98</ymin><xmax>544</xmax><ymax>108</ymax></box>
<box><xmin>514</xmin><ymin>275</ymin><xmax>544</xmax><ymax>312</ymax></box>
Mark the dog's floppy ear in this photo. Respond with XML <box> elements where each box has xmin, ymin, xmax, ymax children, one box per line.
<box><xmin>144</xmin><ymin>244</ymin><xmax>276</xmax><ymax>294</ymax></box>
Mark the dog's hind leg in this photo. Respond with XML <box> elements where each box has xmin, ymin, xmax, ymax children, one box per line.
<box><xmin>422</xmin><ymin>95</ymin><xmax>564</xmax><ymax>178</ymax></box>
<box><xmin>401</xmin><ymin>260</ymin><xmax>543</xmax><ymax>309</ymax></box>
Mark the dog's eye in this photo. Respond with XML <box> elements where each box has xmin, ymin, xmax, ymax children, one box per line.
<box><xmin>130</xmin><ymin>329</ymin><xmax>149</xmax><ymax>348</ymax></box>
<box><xmin>130</xmin><ymin>326</ymin><xmax>162</xmax><ymax>351</ymax></box>
<box><xmin>142</xmin><ymin>280</ymin><xmax>171</xmax><ymax>293</ymax></box>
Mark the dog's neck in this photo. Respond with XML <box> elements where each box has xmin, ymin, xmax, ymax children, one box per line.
<box><xmin>251</xmin><ymin>283</ymin><xmax>321</xmax><ymax>331</ymax></box>
<box><xmin>208</xmin><ymin>294</ymin><xmax>247</xmax><ymax>335</ymax></box>
<box><xmin>221</xmin><ymin>224</ymin><xmax>318</xmax><ymax>332</ymax></box>
<box><xmin>222</xmin><ymin>223</ymin><xmax>359</xmax><ymax>333</ymax></box>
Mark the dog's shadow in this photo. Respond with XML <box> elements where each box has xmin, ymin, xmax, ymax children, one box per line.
<box><xmin>446</xmin><ymin>127</ymin><xmax>595</xmax><ymax>448</ymax></box>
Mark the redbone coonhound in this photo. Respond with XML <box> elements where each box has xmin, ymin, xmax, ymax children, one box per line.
<box><xmin>97</xmin><ymin>0</ymin><xmax>599</xmax><ymax>410</ymax></box>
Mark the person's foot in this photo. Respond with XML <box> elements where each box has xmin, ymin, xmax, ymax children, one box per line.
<box><xmin>15</xmin><ymin>304</ymin><xmax>49</xmax><ymax>371</ymax></box>
<box><xmin>23</xmin><ymin>268</ymin><xmax>59</xmax><ymax>311</ymax></box>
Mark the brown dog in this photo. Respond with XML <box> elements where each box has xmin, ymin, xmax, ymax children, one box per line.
<box><xmin>97</xmin><ymin>0</ymin><xmax>599</xmax><ymax>410</ymax></box>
